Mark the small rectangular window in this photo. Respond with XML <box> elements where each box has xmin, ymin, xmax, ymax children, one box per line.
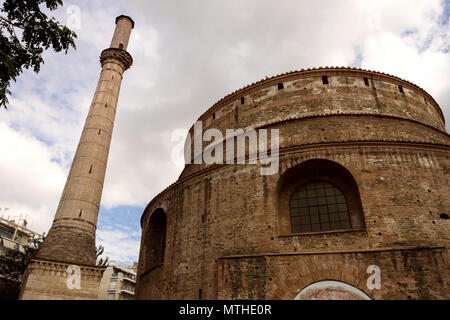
<box><xmin>364</xmin><ymin>78</ymin><xmax>369</xmax><ymax>86</ymax></box>
<box><xmin>398</xmin><ymin>85</ymin><xmax>404</xmax><ymax>93</ymax></box>
<box><xmin>212</xmin><ymin>113</ymin><xmax>215</xmax><ymax>120</ymax></box>
<box><xmin>241</xmin><ymin>97</ymin><xmax>245</xmax><ymax>105</ymax></box>
<box><xmin>278</xmin><ymin>83</ymin><xmax>284</xmax><ymax>90</ymax></box>
<box><xmin>322</xmin><ymin>76</ymin><xmax>329</xmax><ymax>85</ymax></box>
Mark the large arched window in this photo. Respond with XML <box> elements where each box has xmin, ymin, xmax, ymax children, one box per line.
<box><xmin>290</xmin><ymin>180</ymin><xmax>351</xmax><ymax>233</ymax></box>
<box><xmin>277</xmin><ymin>159</ymin><xmax>365</xmax><ymax>235</ymax></box>
<box><xmin>145</xmin><ymin>208</ymin><xmax>167</xmax><ymax>271</ymax></box>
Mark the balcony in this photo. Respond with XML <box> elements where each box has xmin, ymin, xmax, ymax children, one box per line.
<box><xmin>120</xmin><ymin>289</ymin><xmax>135</xmax><ymax>296</ymax></box>
<box><xmin>122</xmin><ymin>275</ymin><xmax>136</xmax><ymax>283</ymax></box>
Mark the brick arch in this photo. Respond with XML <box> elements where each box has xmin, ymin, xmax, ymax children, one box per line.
<box><xmin>268</xmin><ymin>254</ymin><xmax>405</xmax><ymax>300</ymax></box>
<box><xmin>143</xmin><ymin>203</ymin><xmax>169</xmax><ymax>230</ymax></box>
<box><xmin>272</xmin><ymin>261</ymin><xmax>375</xmax><ymax>300</ymax></box>
<box><xmin>276</xmin><ymin>158</ymin><xmax>366</xmax><ymax>235</ymax></box>
<box><xmin>279</xmin><ymin>153</ymin><xmax>363</xmax><ymax>186</ymax></box>
<box><xmin>143</xmin><ymin>208</ymin><xmax>167</xmax><ymax>273</ymax></box>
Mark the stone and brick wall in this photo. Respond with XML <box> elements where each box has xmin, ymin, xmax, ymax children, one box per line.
<box><xmin>135</xmin><ymin>68</ymin><xmax>450</xmax><ymax>300</ymax></box>
<box><xmin>217</xmin><ymin>247</ymin><xmax>449</xmax><ymax>300</ymax></box>
<box><xmin>19</xmin><ymin>259</ymin><xmax>105</xmax><ymax>300</ymax></box>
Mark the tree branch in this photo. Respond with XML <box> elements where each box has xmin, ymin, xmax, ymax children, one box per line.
<box><xmin>0</xmin><ymin>15</ymin><xmax>25</xmax><ymax>30</ymax></box>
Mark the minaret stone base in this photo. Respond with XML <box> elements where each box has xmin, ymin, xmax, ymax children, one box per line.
<box><xmin>19</xmin><ymin>259</ymin><xmax>105</xmax><ymax>300</ymax></box>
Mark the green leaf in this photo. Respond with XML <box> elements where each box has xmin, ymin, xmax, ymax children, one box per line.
<box><xmin>0</xmin><ymin>0</ymin><xmax>77</xmax><ymax>109</ymax></box>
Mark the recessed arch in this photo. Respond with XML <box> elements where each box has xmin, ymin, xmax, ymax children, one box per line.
<box><xmin>144</xmin><ymin>208</ymin><xmax>167</xmax><ymax>272</ymax></box>
<box><xmin>294</xmin><ymin>280</ymin><xmax>371</xmax><ymax>300</ymax></box>
<box><xmin>277</xmin><ymin>159</ymin><xmax>365</xmax><ymax>235</ymax></box>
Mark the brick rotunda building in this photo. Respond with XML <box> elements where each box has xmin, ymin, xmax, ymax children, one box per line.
<box><xmin>135</xmin><ymin>67</ymin><xmax>450</xmax><ymax>300</ymax></box>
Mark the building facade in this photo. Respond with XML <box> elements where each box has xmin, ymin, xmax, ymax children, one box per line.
<box><xmin>136</xmin><ymin>67</ymin><xmax>450</xmax><ymax>300</ymax></box>
<box><xmin>97</xmin><ymin>262</ymin><xmax>136</xmax><ymax>300</ymax></box>
<box><xmin>0</xmin><ymin>214</ymin><xmax>42</xmax><ymax>299</ymax></box>
<box><xmin>0</xmin><ymin>215</ymin><xmax>42</xmax><ymax>256</ymax></box>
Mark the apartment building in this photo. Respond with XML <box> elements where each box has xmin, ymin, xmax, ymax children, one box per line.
<box><xmin>98</xmin><ymin>262</ymin><xmax>137</xmax><ymax>300</ymax></box>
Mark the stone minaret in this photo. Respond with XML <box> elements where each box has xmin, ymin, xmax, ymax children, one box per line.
<box><xmin>20</xmin><ymin>15</ymin><xmax>134</xmax><ymax>300</ymax></box>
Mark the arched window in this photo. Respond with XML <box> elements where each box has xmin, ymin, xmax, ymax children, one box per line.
<box><xmin>145</xmin><ymin>208</ymin><xmax>167</xmax><ymax>271</ymax></box>
<box><xmin>277</xmin><ymin>159</ymin><xmax>365</xmax><ymax>235</ymax></box>
<box><xmin>290</xmin><ymin>180</ymin><xmax>351</xmax><ymax>233</ymax></box>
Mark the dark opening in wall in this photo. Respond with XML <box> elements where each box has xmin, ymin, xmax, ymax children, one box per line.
<box><xmin>322</xmin><ymin>76</ymin><xmax>329</xmax><ymax>85</ymax></box>
<box><xmin>98</xmin><ymin>129</ymin><xmax>101</xmax><ymax>135</ymax></box>
<box><xmin>105</xmin><ymin>103</ymin><xmax>108</xmax><ymax>108</ymax></box>
<box><xmin>278</xmin><ymin>83</ymin><xmax>284</xmax><ymax>90</ymax></box>
<box><xmin>89</xmin><ymin>165</ymin><xmax>92</xmax><ymax>174</ymax></box>
<box><xmin>119</xmin><ymin>43</ymin><xmax>124</xmax><ymax>50</ymax></box>
<box><xmin>364</xmin><ymin>78</ymin><xmax>369</xmax><ymax>86</ymax></box>
<box><xmin>212</xmin><ymin>113</ymin><xmax>215</xmax><ymax>120</ymax></box>
<box><xmin>440</xmin><ymin>213</ymin><xmax>449</xmax><ymax>220</ymax></box>
<box><xmin>398</xmin><ymin>85</ymin><xmax>404</xmax><ymax>93</ymax></box>
<box><xmin>144</xmin><ymin>208</ymin><xmax>167</xmax><ymax>271</ymax></box>
<box><xmin>241</xmin><ymin>97</ymin><xmax>245</xmax><ymax>105</ymax></box>
<box><xmin>79</xmin><ymin>209</ymin><xmax>82</xmax><ymax>218</ymax></box>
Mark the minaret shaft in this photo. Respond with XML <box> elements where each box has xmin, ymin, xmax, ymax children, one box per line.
<box><xmin>36</xmin><ymin>55</ymin><xmax>129</xmax><ymax>264</ymax></box>
<box><xmin>20</xmin><ymin>15</ymin><xmax>134</xmax><ymax>300</ymax></box>
<box><xmin>27</xmin><ymin>15</ymin><xmax>134</xmax><ymax>270</ymax></box>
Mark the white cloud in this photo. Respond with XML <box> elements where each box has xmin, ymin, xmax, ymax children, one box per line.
<box><xmin>96</xmin><ymin>228</ymin><xmax>141</xmax><ymax>265</ymax></box>
<box><xmin>0</xmin><ymin>122</ymin><xmax>66</xmax><ymax>233</ymax></box>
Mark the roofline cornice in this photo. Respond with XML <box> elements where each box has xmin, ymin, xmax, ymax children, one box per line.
<box><xmin>193</xmin><ymin>66</ymin><xmax>444</xmax><ymax>127</ymax></box>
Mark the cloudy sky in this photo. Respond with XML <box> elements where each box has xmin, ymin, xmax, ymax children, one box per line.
<box><xmin>0</xmin><ymin>0</ymin><xmax>449</xmax><ymax>266</ymax></box>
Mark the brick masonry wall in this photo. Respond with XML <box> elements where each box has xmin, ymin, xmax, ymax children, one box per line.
<box><xmin>196</xmin><ymin>68</ymin><xmax>445</xmax><ymax>133</ymax></box>
<box><xmin>135</xmin><ymin>69</ymin><xmax>450</xmax><ymax>300</ymax></box>
<box><xmin>182</xmin><ymin>70</ymin><xmax>448</xmax><ymax>178</ymax></box>
<box><xmin>36</xmin><ymin>226</ymin><xmax>96</xmax><ymax>266</ymax></box>
<box><xmin>217</xmin><ymin>247</ymin><xmax>449</xmax><ymax>300</ymax></box>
